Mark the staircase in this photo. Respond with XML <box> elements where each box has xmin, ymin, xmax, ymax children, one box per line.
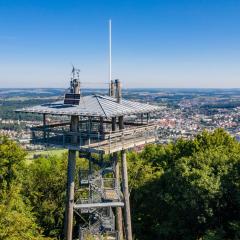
<box><xmin>77</xmin><ymin>166</ymin><xmax>122</xmax><ymax>239</ymax></box>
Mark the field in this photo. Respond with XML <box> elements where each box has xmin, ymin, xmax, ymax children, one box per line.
<box><xmin>26</xmin><ymin>148</ymin><xmax>67</xmax><ymax>162</ymax></box>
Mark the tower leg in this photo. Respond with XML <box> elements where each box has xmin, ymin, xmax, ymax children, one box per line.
<box><xmin>114</xmin><ymin>153</ymin><xmax>124</xmax><ymax>240</ymax></box>
<box><xmin>121</xmin><ymin>150</ymin><xmax>132</xmax><ymax>240</ymax></box>
<box><xmin>65</xmin><ymin>115</ymin><xmax>78</xmax><ymax>240</ymax></box>
<box><xmin>65</xmin><ymin>150</ymin><xmax>76</xmax><ymax>240</ymax></box>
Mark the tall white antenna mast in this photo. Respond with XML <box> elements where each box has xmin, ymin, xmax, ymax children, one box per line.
<box><xmin>109</xmin><ymin>19</ymin><xmax>112</xmax><ymax>84</ymax></box>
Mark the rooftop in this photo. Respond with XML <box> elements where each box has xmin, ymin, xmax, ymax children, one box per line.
<box><xmin>17</xmin><ymin>94</ymin><xmax>160</xmax><ymax>118</ymax></box>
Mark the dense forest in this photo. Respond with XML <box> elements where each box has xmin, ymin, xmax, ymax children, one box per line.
<box><xmin>0</xmin><ymin>129</ymin><xmax>240</xmax><ymax>239</ymax></box>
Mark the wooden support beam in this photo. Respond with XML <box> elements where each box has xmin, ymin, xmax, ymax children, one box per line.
<box><xmin>119</xmin><ymin>116</ymin><xmax>124</xmax><ymax>130</ymax></box>
<box><xmin>99</xmin><ymin>117</ymin><xmax>104</xmax><ymax>136</ymax></box>
<box><xmin>113</xmin><ymin>114</ymin><xmax>123</xmax><ymax>240</ymax></box>
<box><xmin>121</xmin><ymin>149</ymin><xmax>132</xmax><ymax>240</ymax></box>
<box><xmin>65</xmin><ymin>115</ymin><xmax>78</xmax><ymax>240</ymax></box>
<box><xmin>88</xmin><ymin>117</ymin><xmax>92</xmax><ymax>145</ymax></box>
<box><xmin>141</xmin><ymin>113</ymin><xmax>144</xmax><ymax>124</ymax></box>
<box><xmin>114</xmin><ymin>153</ymin><xmax>124</xmax><ymax>240</ymax></box>
<box><xmin>110</xmin><ymin>80</ymin><xmax>115</xmax><ymax>97</ymax></box>
<box><xmin>118</xmin><ymin>115</ymin><xmax>131</xmax><ymax>240</ymax></box>
<box><xmin>34</xmin><ymin>121</ymin><xmax>70</xmax><ymax>129</ymax></box>
<box><xmin>112</xmin><ymin>117</ymin><xmax>117</xmax><ymax>132</ymax></box>
<box><xmin>115</xmin><ymin>79</ymin><xmax>122</xmax><ymax>103</ymax></box>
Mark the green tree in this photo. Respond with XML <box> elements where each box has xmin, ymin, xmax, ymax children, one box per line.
<box><xmin>23</xmin><ymin>155</ymin><xmax>67</xmax><ymax>238</ymax></box>
<box><xmin>0</xmin><ymin>136</ymin><xmax>51</xmax><ymax>240</ymax></box>
<box><xmin>23</xmin><ymin>153</ymin><xmax>89</xmax><ymax>239</ymax></box>
<box><xmin>0</xmin><ymin>136</ymin><xmax>26</xmax><ymax>190</ymax></box>
<box><xmin>0</xmin><ymin>187</ymin><xmax>52</xmax><ymax>240</ymax></box>
<box><xmin>130</xmin><ymin>129</ymin><xmax>240</xmax><ymax>240</ymax></box>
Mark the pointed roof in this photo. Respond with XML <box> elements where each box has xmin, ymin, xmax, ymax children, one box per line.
<box><xmin>17</xmin><ymin>94</ymin><xmax>160</xmax><ymax>118</ymax></box>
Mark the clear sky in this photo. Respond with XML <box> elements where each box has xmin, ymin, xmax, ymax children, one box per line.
<box><xmin>0</xmin><ymin>0</ymin><xmax>240</xmax><ymax>88</ymax></box>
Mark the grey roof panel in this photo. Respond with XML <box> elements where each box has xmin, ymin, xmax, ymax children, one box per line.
<box><xmin>17</xmin><ymin>94</ymin><xmax>161</xmax><ymax>118</ymax></box>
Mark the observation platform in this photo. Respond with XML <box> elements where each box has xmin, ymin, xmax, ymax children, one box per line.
<box><xmin>30</xmin><ymin>121</ymin><xmax>159</xmax><ymax>154</ymax></box>
<box><xmin>16</xmin><ymin>91</ymin><xmax>161</xmax><ymax>154</ymax></box>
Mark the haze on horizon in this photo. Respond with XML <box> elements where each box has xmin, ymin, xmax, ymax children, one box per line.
<box><xmin>0</xmin><ymin>0</ymin><xmax>240</xmax><ymax>89</ymax></box>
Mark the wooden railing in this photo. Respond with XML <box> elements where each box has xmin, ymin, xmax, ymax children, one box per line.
<box><xmin>30</xmin><ymin>123</ymin><xmax>159</xmax><ymax>152</ymax></box>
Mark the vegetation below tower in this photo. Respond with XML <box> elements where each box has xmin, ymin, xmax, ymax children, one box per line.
<box><xmin>0</xmin><ymin>129</ymin><xmax>240</xmax><ymax>239</ymax></box>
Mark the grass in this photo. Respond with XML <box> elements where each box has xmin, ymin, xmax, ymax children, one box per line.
<box><xmin>26</xmin><ymin>148</ymin><xmax>67</xmax><ymax>163</ymax></box>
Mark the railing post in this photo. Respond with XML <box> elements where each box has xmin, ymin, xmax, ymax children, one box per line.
<box><xmin>109</xmin><ymin>133</ymin><xmax>111</xmax><ymax>152</ymax></box>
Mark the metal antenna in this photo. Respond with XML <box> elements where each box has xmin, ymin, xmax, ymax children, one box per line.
<box><xmin>109</xmin><ymin>19</ymin><xmax>112</xmax><ymax>85</ymax></box>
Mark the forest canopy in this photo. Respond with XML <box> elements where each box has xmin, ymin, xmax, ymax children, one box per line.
<box><xmin>0</xmin><ymin>129</ymin><xmax>240</xmax><ymax>239</ymax></box>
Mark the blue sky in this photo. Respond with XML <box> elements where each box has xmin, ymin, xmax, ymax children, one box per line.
<box><xmin>0</xmin><ymin>0</ymin><xmax>240</xmax><ymax>88</ymax></box>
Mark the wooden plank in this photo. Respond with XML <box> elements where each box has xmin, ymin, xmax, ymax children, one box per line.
<box><xmin>74</xmin><ymin>202</ymin><xmax>124</xmax><ymax>209</ymax></box>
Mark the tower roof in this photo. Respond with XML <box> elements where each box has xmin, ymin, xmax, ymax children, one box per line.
<box><xmin>17</xmin><ymin>94</ymin><xmax>160</xmax><ymax>118</ymax></box>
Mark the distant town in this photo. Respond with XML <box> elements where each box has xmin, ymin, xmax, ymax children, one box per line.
<box><xmin>1</xmin><ymin>88</ymin><xmax>240</xmax><ymax>149</ymax></box>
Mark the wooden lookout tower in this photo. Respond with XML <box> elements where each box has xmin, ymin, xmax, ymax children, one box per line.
<box><xmin>17</xmin><ymin>68</ymin><xmax>160</xmax><ymax>239</ymax></box>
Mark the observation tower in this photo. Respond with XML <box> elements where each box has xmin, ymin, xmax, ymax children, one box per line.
<box><xmin>17</xmin><ymin>21</ymin><xmax>161</xmax><ymax>240</ymax></box>
<box><xmin>17</xmin><ymin>69</ymin><xmax>160</xmax><ymax>240</ymax></box>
